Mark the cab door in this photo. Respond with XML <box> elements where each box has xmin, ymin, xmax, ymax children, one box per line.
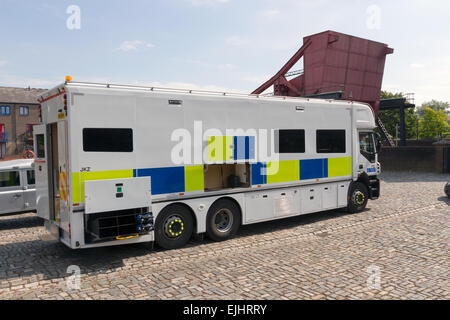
<box><xmin>358</xmin><ymin>131</ymin><xmax>377</xmax><ymax>175</ymax></box>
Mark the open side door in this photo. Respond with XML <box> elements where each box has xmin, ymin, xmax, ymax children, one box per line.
<box><xmin>33</xmin><ymin>124</ymin><xmax>52</xmax><ymax>220</ymax></box>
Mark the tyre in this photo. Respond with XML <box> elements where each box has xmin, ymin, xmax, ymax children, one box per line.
<box><xmin>445</xmin><ymin>182</ymin><xmax>450</xmax><ymax>198</ymax></box>
<box><xmin>206</xmin><ymin>199</ymin><xmax>241</xmax><ymax>242</ymax></box>
<box><xmin>347</xmin><ymin>182</ymin><xmax>369</xmax><ymax>213</ymax></box>
<box><xmin>155</xmin><ymin>204</ymin><xmax>194</xmax><ymax>250</ymax></box>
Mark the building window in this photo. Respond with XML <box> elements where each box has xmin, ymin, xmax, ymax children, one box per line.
<box><xmin>275</xmin><ymin>129</ymin><xmax>305</xmax><ymax>153</ymax></box>
<box><xmin>19</xmin><ymin>106</ymin><xmax>29</xmax><ymax>116</ymax></box>
<box><xmin>36</xmin><ymin>134</ymin><xmax>45</xmax><ymax>158</ymax></box>
<box><xmin>316</xmin><ymin>130</ymin><xmax>346</xmax><ymax>153</ymax></box>
<box><xmin>0</xmin><ymin>106</ymin><xmax>11</xmax><ymax>116</ymax></box>
<box><xmin>83</xmin><ymin>128</ymin><xmax>133</xmax><ymax>152</ymax></box>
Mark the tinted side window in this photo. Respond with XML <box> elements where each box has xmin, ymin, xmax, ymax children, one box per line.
<box><xmin>83</xmin><ymin>128</ymin><xmax>133</xmax><ymax>152</ymax></box>
<box><xmin>317</xmin><ymin>130</ymin><xmax>346</xmax><ymax>153</ymax></box>
<box><xmin>27</xmin><ymin>170</ymin><xmax>35</xmax><ymax>185</ymax></box>
<box><xmin>276</xmin><ymin>130</ymin><xmax>305</xmax><ymax>153</ymax></box>
<box><xmin>36</xmin><ymin>134</ymin><xmax>45</xmax><ymax>158</ymax></box>
<box><xmin>0</xmin><ymin>171</ymin><xmax>20</xmax><ymax>188</ymax></box>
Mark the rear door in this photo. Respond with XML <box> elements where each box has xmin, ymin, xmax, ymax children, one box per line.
<box><xmin>0</xmin><ymin>169</ymin><xmax>24</xmax><ymax>214</ymax></box>
<box><xmin>34</xmin><ymin>124</ymin><xmax>51</xmax><ymax>220</ymax></box>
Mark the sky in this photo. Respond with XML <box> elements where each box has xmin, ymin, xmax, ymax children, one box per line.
<box><xmin>0</xmin><ymin>0</ymin><xmax>449</xmax><ymax>106</ymax></box>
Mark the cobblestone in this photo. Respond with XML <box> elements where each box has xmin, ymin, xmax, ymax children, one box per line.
<box><xmin>0</xmin><ymin>171</ymin><xmax>449</xmax><ymax>300</ymax></box>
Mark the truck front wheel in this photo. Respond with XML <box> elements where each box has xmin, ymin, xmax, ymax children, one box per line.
<box><xmin>347</xmin><ymin>182</ymin><xmax>369</xmax><ymax>213</ymax></box>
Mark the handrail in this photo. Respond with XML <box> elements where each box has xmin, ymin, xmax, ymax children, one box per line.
<box><xmin>64</xmin><ymin>80</ymin><xmax>352</xmax><ymax>104</ymax></box>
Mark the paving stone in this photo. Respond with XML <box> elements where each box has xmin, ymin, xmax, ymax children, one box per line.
<box><xmin>0</xmin><ymin>172</ymin><xmax>449</xmax><ymax>299</ymax></box>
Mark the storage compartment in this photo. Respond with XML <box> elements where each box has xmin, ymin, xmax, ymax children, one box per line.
<box><xmin>301</xmin><ymin>186</ymin><xmax>322</xmax><ymax>214</ymax></box>
<box><xmin>84</xmin><ymin>208</ymin><xmax>148</xmax><ymax>243</ymax></box>
<box><xmin>322</xmin><ymin>183</ymin><xmax>338</xmax><ymax>210</ymax></box>
<box><xmin>204</xmin><ymin>163</ymin><xmax>250</xmax><ymax>191</ymax></box>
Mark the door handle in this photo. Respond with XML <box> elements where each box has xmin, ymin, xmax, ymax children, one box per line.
<box><xmin>13</xmin><ymin>194</ymin><xmax>22</xmax><ymax>198</ymax></box>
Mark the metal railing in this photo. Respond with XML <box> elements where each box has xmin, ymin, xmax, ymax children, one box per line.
<box><xmin>0</xmin><ymin>132</ymin><xmax>9</xmax><ymax>142</ymax></box>
<box><xmin>65</xmin><ymin>81</ymin><xmax>353</xmax><ymax>104</ymax></box>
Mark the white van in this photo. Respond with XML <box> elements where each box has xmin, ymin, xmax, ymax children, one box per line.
<box><xmin>0</xmin><ymin>159</ymin><xmax>36</xmax><ymax>215</ymax></box>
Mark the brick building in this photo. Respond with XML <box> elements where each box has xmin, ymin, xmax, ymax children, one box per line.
<box><xmin>0</xmin><ymin>86</ymin><xmax>46</xmax><ymax>159</ymax></box>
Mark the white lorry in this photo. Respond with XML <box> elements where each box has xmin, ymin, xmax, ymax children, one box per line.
<box><xmin>34</xmin><ymin>79</ymin><xmax>381</xmax><ymax>250</ymax></box>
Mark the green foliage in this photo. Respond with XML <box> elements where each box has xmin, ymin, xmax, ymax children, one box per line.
<box><xmin>418</xmin><ymin>107</ymin><xmax>450</xmax><ymax>139</ymax></box>
<box><xmin>416</xmin><ymin>100</ymin><xmax>450</xmax><ymax>118</ymax></box>
<box><xmin>378</xmin><ymin>91</ymin><xmax>418</xmax><ymax>139</ymax></box>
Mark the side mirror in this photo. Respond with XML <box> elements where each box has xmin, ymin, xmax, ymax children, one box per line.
<box><xmin>375</xmin><ymin>133</ymin><xmax>382</xmax><ymax>153</ymax></box>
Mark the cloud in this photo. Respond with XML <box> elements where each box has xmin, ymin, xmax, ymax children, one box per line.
<box><xmin>260</xmin><ymin>9</ymin><xmax>281</xmax><ymax>17</ymax></box>
<box><xmin>241</xmin><ymin>75</ymin><xmax>271</xmax><ymax>84</ymax></box>
<box><xmin>186</xmin><ymin>0</ymin><xmax>230</xmax><ymax>6</ymax></box>
<box><xmin>0</xmin><ymin>74</ymin><xmax>58</xmax><ymax>88</ymax></box>
<box><xmin>226</xmin><ymin>35</ymin><xmax>248</xmax><ymax>46</ymax></box>
<box><xmin>183</xmin><ymin>59</ymin><xmax>235</xmax><ymax>70</ymax></box>
<box><xmin>410</xmin><ymin>63</ymin><xmax>425</xmax><ymax>69</ymax></box>
<box><xmin>117</xmin><ymin>40</ymin><xmax>155</xmax><ymax>52</ymax></box>
<box><xmin>0</xmin><ymin>60</ymin><xmax>7</xmax><ymax>67</ymax></box>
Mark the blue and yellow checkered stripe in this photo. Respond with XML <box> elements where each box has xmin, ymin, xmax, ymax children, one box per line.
<box><xmin>252</xmin><ymin>157</ymin><xmax>352</xmax><ymax>185</ymax></box>
<box><xmin>71</xmin><ymin>157</ymin><xmax>351</xmax><ymax>204</ymax></box>
<box><xmin>207</xmin><ymin>136</ymin><xmax>255</xmax><ymax>162</ymax></box>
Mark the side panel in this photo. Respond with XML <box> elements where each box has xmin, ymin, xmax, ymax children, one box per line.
<box><xmin>58</xmin><ymin>121</ymin><xmax>70</xmax><ymax>232</ymax></box>
<box><xmin>33</xmin><ymin>124</ymin><xmax>50</xmax><ymax>220</ymax></box>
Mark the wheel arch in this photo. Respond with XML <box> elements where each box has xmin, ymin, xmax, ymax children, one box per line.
<box><xmin>356</xmin><ymin>172</ymin><xmax>370</xmax><ymax>189</ymax></box>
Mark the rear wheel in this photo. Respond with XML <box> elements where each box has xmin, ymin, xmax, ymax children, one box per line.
<box><xmin>206</xmin><ymin>199</ymin><xmax>241</xmax><ymax>242</ymax></box>
<box><xmin>347</xmin><ymin>182</ymin><xmax>369</xmax><ymax>213</ymax></box>
<box><xmin>155</xmin><ymin>204</ymin><xmax>193</xmax><ymax>250</ymax></box>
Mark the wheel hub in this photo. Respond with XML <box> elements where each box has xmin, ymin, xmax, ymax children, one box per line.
<box><xmin>214</xmin><ymin>209</ymin><xmax>233</xmax><ymax>233</ymax></box>
<box><xmin>164</xmin><ymin>216</ymin><xmax>184</xmax><ymax>238</ymax></box>
<box><xmin>353</xmin><ymin>191</ymin><xmax>365</xmax><ymax>206</ymax></box>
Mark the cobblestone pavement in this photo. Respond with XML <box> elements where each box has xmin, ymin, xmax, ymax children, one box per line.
<box><xmin>0</xmin><ymin>172</ymin><xmax>449</xmax><ymax>300</ymax></box>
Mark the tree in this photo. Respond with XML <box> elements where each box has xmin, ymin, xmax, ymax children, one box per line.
<box><xmin>418</xmin><ymin>107</ymin><xmax>450</xmax><ymax>139</ymax></box>
<box><xmin>416</xmin><ymin>100</ymin><xmax>450</xmax><ymax>118</ymax></box>
<box><xmin>377</xmin><ymin>91</ymin><xmax>418</xmax><ymax>140</ymax></box>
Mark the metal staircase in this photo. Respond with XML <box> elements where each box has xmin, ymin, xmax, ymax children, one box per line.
<box><xmin>377</xmin><ymin>118</ymin><xmax>395</xmax><ymax>147</ymax></box>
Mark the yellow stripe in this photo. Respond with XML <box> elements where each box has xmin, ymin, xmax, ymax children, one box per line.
<box><xmin>72</xmin><ymin>169</ymin><xmax>134</xmax><ymax>204</ymax></box>
<box><xmin>266</xmin><ymin>160</ymin><xmax>300</xmax><ymax>184</ymax></box>
<box><xmin>207</xmin><ymin>136</ymin><xmax>234</xmax><ymax>162</ymax></box>
<box><xmin>185</xmin><ymin>165</ymin><xmax>204</xmax><ymax>192</ymax></box>
<box><xmin>328</xmin><ymin>157</ymin><xmax>352</xmax><ymax>177</ymax></box>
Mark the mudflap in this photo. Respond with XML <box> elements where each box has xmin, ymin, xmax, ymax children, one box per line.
<box><xmin>369</xmin><ymin>178</ymin><xmax>380</xmax><ymax>200</ymax></box>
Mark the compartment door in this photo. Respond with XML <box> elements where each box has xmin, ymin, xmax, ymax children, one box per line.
<box><xmin>57</xmin><ymin>121</ymin><xmax>70</xmax><ymax>230</ymax></box>
<box><xmin>33</xmin><ymin>124</ymin><xmax>51</xmax><ymax>220</ymax></box>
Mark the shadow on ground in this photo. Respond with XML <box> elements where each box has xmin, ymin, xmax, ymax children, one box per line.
<box><xmin>0</xmin><ymin>214</ymin><xmax>43</xmax><ymax>231</ymax></box>
<box><xmin>0</xmin><ymin>207</ymin><xmax>364</xmax><ymax>284</ymax></box>
<box><xmin>380</xmin><ymin>171</ymin><xmax>450</xmax><ymax>183</ymax></box>
<box><xmin>438</xmin><ymin>196</ymin><xmax>450</xmax><ymax>206</ymax></box>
